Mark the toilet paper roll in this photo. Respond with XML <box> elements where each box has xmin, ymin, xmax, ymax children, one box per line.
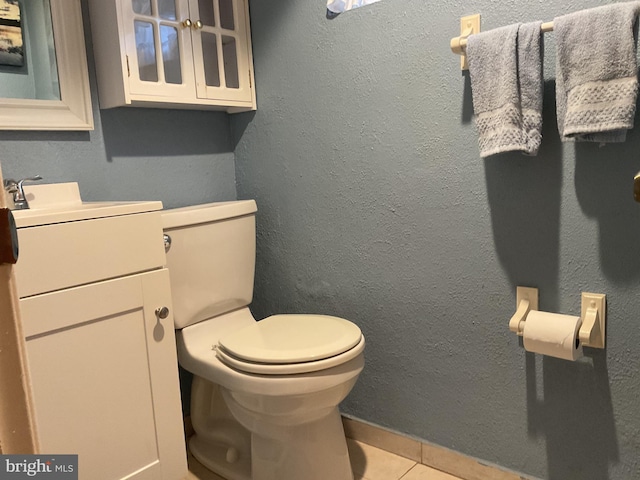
<box><xmin>522</xmin><ymin>310</ymin><xmax>583</xmax><ymax>361</ymax></box>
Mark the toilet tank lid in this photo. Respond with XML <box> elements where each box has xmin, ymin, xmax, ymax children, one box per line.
<box><xmin>162</xmin><ymin>200</ymin><xmax>257</xmax><ymax>229</ymax></box>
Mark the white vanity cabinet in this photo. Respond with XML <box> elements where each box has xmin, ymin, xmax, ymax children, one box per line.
<box><xmin>87</xmin><ymin>0</ymin><xmax>256</xmax><ymax>112</ymax></box>
<box><xmin>13</xmin><ymin>199</ymin><xmax>187</xmax><ymax>480</ymax></box>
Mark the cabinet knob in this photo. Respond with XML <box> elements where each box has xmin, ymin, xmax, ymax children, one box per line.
<box><xmin>155</xmin><ymin>306</ymin><xmax>170</xmax><ymax>320</ymax></box>
<box><xmin>194</xmin><ymin>20</ymin><xmax>203</xmax><ymax>29</ymax></box>
<box><xmin>182</xmin><ymin>18</ymin><xmax>192</xmax><ymax>28</ymax></box>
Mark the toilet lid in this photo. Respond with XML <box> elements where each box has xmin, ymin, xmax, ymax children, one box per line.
<box><xmin>217</xmin><ymin>314</ymin><xmax>362</xmax><ymax>364</ymax></box>
<box><xmin>216</xmin><ymin>336</ymin><xmax>365</xmax><ymax>375</ymax></box>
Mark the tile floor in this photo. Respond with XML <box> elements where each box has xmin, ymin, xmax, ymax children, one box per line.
<box><xmin>185</xmin><ymin>438</ymin><xmax>464</xmax><ymax>480</ymax></box>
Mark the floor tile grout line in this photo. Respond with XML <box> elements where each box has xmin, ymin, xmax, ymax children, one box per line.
<box><xmin>397</xmin><ymin>462</ymin><xmax>419</xmax><ymax>480</ymax></box>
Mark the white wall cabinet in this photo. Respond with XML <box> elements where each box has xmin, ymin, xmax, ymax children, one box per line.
<box><xmin>14</xmin><ymin>202</ymin><xmax>187</xmax><ymax>480</ymax></box>
<box><xmin>87</xmin><ymin>0</ymin><xmax>256</xmax><ymax>112</ymax></box>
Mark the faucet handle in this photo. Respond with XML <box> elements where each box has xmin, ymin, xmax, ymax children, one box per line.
<box><xmin>10</xmin><ymin>175</ymin><xmax>42</xmax><ymax>210</ymax></box>
<box><xmin>3</xmin><ymin>178</ymin><xmax>18</xmax><ymax>192</ymax></box>
<box><xmin>17</xmin><ymin>175</ymin><xmax>43</xmax><ymax>190</ymax></box>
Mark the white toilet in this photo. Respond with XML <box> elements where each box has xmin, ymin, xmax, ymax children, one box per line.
<box><xmin>162</xmin><ymin>200</ymin><xmax>365</xmax><ymax>480</ymax></box>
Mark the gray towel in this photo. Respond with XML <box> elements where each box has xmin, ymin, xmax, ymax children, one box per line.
<box><xmin>518</xmin><ymin>22</ymin><xmax>545</xmax><ymax>155</ymax></box>
<box><xmin>467</xmin><ymin>22</ymin><xmax>543</xmax><ymax>158</ymax></box>
<box><xmin>555</xmin><ymin>2</ymin><xmax>640</xmax><ymax>143</ymax></box>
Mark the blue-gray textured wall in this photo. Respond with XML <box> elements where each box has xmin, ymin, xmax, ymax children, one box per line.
<box><xmin>232</xmin><ymin>1</ymin><xmax>640</xmax><ymax>479</ymax></box>
<box><xmin>0</xmin><ymin>0</ymin><xmax>237</xmax><ymax>208</ymax></box>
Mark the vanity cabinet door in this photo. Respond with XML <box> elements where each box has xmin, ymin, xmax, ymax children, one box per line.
<box><xmin>20</xmin><ymin>269</ymin><xmax>186</xmax><ymax>480</ymax></box>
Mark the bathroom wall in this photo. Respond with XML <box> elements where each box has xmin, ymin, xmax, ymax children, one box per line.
<box><xmin>0</xmin><ymin>0</ymin><xmax>237</xmax><ymax>208</ymax></box>
<box><xmin>232</xmin><ymin>1</ymin><xmax>640</xmax><ymax>479</ymax></box>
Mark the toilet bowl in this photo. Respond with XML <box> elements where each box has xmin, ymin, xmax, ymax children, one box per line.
<box><xmin>162</xmin><ymin>201</ymin><xmax>365</xmax><ymax>480</ymax></box>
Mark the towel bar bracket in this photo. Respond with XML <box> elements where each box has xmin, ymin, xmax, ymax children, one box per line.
<box><xmin>453</xmin><ymin>14</ymin><xmax>481</xmax><ymax>70</ymax></box>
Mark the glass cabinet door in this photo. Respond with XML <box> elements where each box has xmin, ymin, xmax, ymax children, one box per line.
<box><xmin>187</xmin><ymin>0</ymin><xmax>252</xmax><ymax>103</ymax></box>
<box><xmin>123</xmin><ymin>0</ymin><xmax>195</xmax><ymax>98</ymax></box>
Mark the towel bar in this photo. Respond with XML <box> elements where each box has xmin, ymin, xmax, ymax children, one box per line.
<box><xmin>451</xmin><ymin>16</ymin><xmax>554</xmax><ymax>70</ymax></box>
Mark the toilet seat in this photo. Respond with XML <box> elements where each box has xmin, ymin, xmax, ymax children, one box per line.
<box><xmin>216</xmin><ymin>315</ymin><xmax>364</xmax><ymax>375</ymax></box>
<box><xmin>216</xmin><ymin>336</ymin><xmax>365</xmax><ymax>375</ymax></box>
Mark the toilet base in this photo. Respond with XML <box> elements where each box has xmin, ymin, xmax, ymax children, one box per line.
<box><xmin>190</xmin><ymin>434</ymin><xmax>251</xmax><ymax>480</ymax></box>
<box><xmin>187</xmin><ymin>355</ymin><xmax>363</xmax><ymax>480</ymax></box>
<box><xmin>226</xmin><ymin>397</ymin><xmax>354</xmax><ymax>480</ymax></box>
<box><xmin>191</xmin><ymin>409</ymin><xmax>354</xmax><ymax>480</ymax></box>
<box><xmin>189</xmin><ymin>376</ymin><xmax>252</xmax><ymax>480</ymax></box>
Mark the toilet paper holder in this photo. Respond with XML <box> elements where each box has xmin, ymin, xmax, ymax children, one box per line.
<box><xmin>509</xmin><ymin>286</ymin><xmax>606</xmax><ymax>349</ymax></box>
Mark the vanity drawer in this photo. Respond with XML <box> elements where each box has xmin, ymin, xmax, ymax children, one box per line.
<box><xmin>14</xmin><ymin>212</ymin><xmax>165</xmax><ymax>298</ymax></box>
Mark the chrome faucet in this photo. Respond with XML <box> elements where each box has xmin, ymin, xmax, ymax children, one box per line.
<box><xmin>3</xmin><ymin>175</ymin><xmax>43</xmax><ymax>210</ymax></box>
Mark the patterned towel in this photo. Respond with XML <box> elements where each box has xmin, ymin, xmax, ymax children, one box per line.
<box><xmin>555</xmin><ymin>2</ymin><xmax>640</xmax><ymax>143</ymax></box>
<box><xmin>467</xmin><ymin>22</ymin><xmax>543</xmax><ymax>157</ymax></box>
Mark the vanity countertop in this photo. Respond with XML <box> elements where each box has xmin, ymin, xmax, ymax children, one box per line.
<box><xmin>12</xmin><ymin>182</ymin><xmax>162</xmax><ymax>228</ymax></box>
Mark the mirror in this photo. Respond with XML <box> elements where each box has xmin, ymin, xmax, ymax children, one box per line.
<box><xmin>0</xmin><ymin>0</ymin><xmax>92</xmax><ymax>130</ymax></box>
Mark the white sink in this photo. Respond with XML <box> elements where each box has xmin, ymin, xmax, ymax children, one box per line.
<box><xmin>12</xmin><ymin>182</ymin><xmax>162</xmax><ymax>228</ymax></box>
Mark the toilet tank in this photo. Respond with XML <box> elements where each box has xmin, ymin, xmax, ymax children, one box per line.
<box><xmin>162</xmin><ymin>200</ymin><xmax>257</xmax><ymax>329</ymax></box>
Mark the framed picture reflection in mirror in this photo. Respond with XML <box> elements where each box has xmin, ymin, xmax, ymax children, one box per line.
<box><xmin>0</xmin><ymin>0</ymin><xmax>23</xmax><ymax>67</ymax></box>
